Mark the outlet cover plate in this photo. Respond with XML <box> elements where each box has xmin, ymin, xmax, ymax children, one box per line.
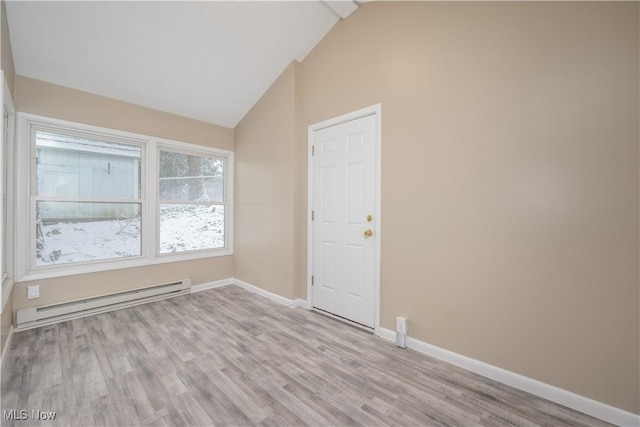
<box><xmin>27</xmin><ymin>285</ymin><xmax>40</xmax><ymax>299</ymax></box>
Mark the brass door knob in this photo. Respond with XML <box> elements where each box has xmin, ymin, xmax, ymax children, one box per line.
<box><xmin>364</xmin><ymin>229</ymin><xmax>373</xmax><ymax>238</ymax></box>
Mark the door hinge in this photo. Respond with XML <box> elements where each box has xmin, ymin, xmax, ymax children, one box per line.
<box><xmin>311</xmin><ymin>210</ymin><xmax>314</xmax><ymax>221</ymax></box>
<box><xmin>311</xmin><ymin>276</ymin><xmax>314</xmax><ymax>286</ymax></box>
<box><xmin>312</xmin><ymin>145</ymin><xmax>315</xmax><ymax>156</ymax></box>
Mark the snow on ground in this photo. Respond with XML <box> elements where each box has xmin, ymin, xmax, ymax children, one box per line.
<box><xmin>38</xmin><ymin>205</ymin><xmax>224</xmax><ymax>266</ymax></box>
<box><xmin>159</xmin><ymin>205</ymin><xmax>224</xmax><ymax>253</ymax></box>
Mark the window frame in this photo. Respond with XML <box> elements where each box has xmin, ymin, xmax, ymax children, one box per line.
<box><xmin>1</xmin><ymin>71</ymin><xmax>16</xmax><ymax>313</ymax></box>
<box><xmin>15</xmin><ymin>113</ymin><xmax>233</xmax><ymax>282</ymax></box>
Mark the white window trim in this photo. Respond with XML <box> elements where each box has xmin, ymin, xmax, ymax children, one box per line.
<box><xmin>1</xmin><ymin>71</ymin><xmax>16</xmax><ymax>313</ymax></box>
<box><xmin>15</xmin><ymin>113</ymin><xmax>234</xmax><ymax>282</ymax></box>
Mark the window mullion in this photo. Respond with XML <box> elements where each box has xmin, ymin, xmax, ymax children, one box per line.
<box><xmin>146</xmin><ymin>140</ymin><xmax>157</xmax><ymax>258</ymax></box>
<box><xmin>33</xmin><ymin>196</ymin><xmax>143</xmax><ymax>204</ymax></box>
<box><xmin>158</xmin><ymin>200</ymin><xmax>221</xmax><ymax>206</ymax></box>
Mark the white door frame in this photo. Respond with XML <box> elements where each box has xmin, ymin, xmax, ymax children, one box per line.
<box><xmin>307</xmin><ymin>104</ymin><xmax>381</xmax><ymax>335</ymax></box>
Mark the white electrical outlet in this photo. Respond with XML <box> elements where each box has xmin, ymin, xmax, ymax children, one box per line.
<box><xmin>27</xmin><ymin>285</ymin><xmax>40</xmax><ymax>299</ymax></box>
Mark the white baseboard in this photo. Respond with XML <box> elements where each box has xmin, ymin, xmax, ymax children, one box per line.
<box><xmin>378</xmin><ymin>327</ymin><xmax>395</xmax><ymax>341</ymax></box>
<box><xmin>190</xmin><ymin>278</ymin><xmax>233</xmax><ymax>294</ymax></box>
<box><xmin>1</xmin><ymin>325</ymin><xmax>15</xmax><ymax>375</ymax></box>
<box><xmin>10</xmin><ymin>277</ymin><xmax>635</xmax><ymax>425</ymax></box>
<box><xmin>191</xmin><ymin>278</ymin><xmax>307</xmax><ymax>310</ymax></box>
<box><xmin>290</xmin><ymin>298</ymin><xmax>308</xmax><ymax>309</ymax></box>
<box><xmin>379</xmin><ymin>328</ymin><xmax>639</xmax><ymax>427</ymax></box>
<box><xmin>232</xmin><ymin>278</ymin><xmax>294</xmax><ymax>307</ymax></box>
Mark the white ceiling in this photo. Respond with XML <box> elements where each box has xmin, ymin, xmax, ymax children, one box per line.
<box><xmin>6</xmin><ymin>1</ymin><xmax>353</xmax><ymax>128</ymax></box>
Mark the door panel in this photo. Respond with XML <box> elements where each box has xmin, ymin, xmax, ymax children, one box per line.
<box><xmin>347</xmin><ymin>162</ymin><xmax>364</xmax><ymax>224</ymax></box>
<box><xmin>321</xmin><ymin>242</ymin><xmax>336</xmax><ymax>290</ymax></box>
<box><xmin>312</xmin><ymin>114</ymin><xmax>376</xmax><ymax>327</ymax></box>
<box><xmin>347</xmin><ymin>245</ymin><xmax>364</xmax><ymax>297</ymax></box>
<box><xmin>321</xmin><ymin>167</ymin><xmax>336</xmax><ymax>223</ymax></box>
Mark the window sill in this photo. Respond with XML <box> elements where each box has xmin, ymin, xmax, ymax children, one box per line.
<box><xmin>16</xmin><ymin>248</ymin><xmax>233</xmax><ymax>283</ymax></box>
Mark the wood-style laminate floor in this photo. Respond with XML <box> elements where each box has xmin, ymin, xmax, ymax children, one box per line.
<box><xmin>1</xmin><ymin>286</ymin><xmax>611</xmax><ymax>427</ymax></box>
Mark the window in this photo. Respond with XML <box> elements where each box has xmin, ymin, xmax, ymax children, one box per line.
<box><xmin>158</xmin><ymin>149</ymin><xmax>226</xmax><ymax>254</ymax></box>
<box><xmin>16</xmin><ymin>114</ymin><xmax>233</xmax><ymax>281</ymax></box>
<box><xmin>34</xmin><ymin>130</ymin><xmax>143</xmax><ymax>266</ymax></box>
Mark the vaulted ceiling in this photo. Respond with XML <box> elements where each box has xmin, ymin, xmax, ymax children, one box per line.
<box><xmin>6</xmin><ymin>1</ymin><xmax>357</xmax><ymax>128</ymax></box>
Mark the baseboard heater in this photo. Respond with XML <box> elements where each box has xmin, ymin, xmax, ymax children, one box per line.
<box><xmin>15</xmin><ymin>279</ymin><xmax>191</xmax><ymax>330</ymax></box>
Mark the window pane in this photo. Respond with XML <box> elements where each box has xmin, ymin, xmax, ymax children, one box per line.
<box><xmin>159</xmin><ymin>204</ymin><xmax>224</xmax><ymax>253</ymax></box>
<box><xmin>36</xmin><ymin>201</ymin><xmax>141</xmax><ymax>266</ymax></box>
<box><xmin>36</xmin><ymin>131</ymin><xmax>141</xmax><ymax>199</ymax></box>
<box><xmin>159</xmin><ymin>150</ymin><xmax>223</xmax><ymax>202</ymax></box>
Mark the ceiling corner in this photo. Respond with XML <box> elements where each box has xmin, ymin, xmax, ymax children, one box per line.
<box><xmin>322</xmin><ymin>1</ymin><xmax>359</xmax><ymax>20</ymax></box>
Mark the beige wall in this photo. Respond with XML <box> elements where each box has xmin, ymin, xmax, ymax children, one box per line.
<box><xmin>234</xmin><ymin>62</ymin><xmax>297</xmax><ymax>299</ymax></box>
<box><xmin>292</xmin><ymin>1</ymin><xmax>638</xmax><ymax>414</ymax></box>
<box><xmin>13</xmin><ymin>258</ymin><xmax>233</xmax><ymax>310</ymax></box>
<box><xmin>1</xmin><ymin>0</ymin><xmax>15</xmax><ymax>96</ymax></box>
<box><xmin>12</xmin><ymin>76</ymin><xmax>234</xmax><ymax>309</ymax></box>
<box><xmin>15</xmin><ymin>76</ymin><xmax>233</xmax><ymax>150</ymax></box>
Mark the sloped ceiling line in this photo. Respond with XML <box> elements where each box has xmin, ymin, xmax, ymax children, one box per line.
<box><xmin>6</xmin><ymin>1</ymin><xmax>358</xmax><ymax>128</ymax></box>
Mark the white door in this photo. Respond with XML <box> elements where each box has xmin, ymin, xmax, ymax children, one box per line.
<box><xmin>312</xmin><ymin>114</ymin><xmax>376</xmax><ymax>328</ymax></box>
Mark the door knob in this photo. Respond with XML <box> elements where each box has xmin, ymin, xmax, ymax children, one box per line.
<box><xmin>364</xmin><ymin>229</ymin><xmax>373</xmax><ymax>238</ymax></box>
